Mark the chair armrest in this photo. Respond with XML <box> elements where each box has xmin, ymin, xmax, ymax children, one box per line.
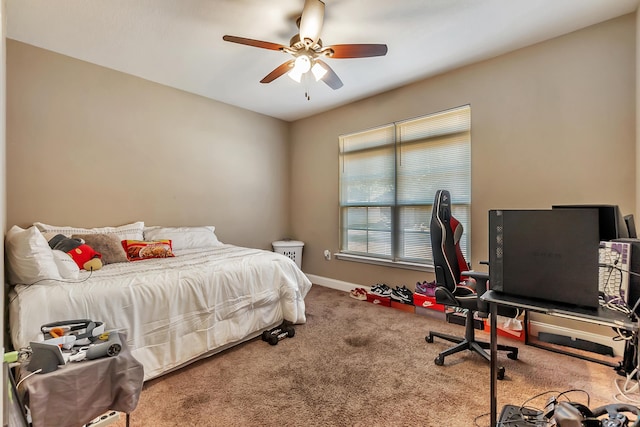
<box><xmin>462</xmin><ymin>270</ymin><xmax>488</xmax><ymax>281</ymax></box>
<box><xmin>464</xmin><ymin>269</ymin><xmax>520</xmax><ymax>319</ymax></box>
<box><xmin>434</xmin><ymin>286</ymin><xmax>460</xmax><ymax>307</ymax></box>
<box><xmin>462</xmin><ymin>270</ymin><xmax>490</xmax><ymax>316</ymax></box>
<box><xmin>462</xmin><ymin>270</ymin><xmax>488</xmax><ymax>294</ymax></box>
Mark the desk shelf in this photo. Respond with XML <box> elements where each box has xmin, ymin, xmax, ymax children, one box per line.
<box><xmin>481</xmin><ymin>290</ymin><xmax>638</xmax><ymax>427</ymax></box>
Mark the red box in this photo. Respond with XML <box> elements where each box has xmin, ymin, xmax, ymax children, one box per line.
<box><xmin>390</xmin><ymin>300</ymin><xmax>415</xmax><ymax>313</ymax></box>
<box><xmin>482</xmin><ymin>320</ymin><xmax>525</xmax><ymax>342</ymax></box>
<box><xmin>413</xmin><ymin>293</ymin><xmax>446</xmax><ymax>312</ymax></box>
<box><xmin>366</xmin><ymin>293</ymin><xmax>391</xmax><ymax>307</ymax></box>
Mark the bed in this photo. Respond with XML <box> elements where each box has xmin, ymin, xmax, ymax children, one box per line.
<box><xmin>6</xmin><ymin>222</ymin><xmax>312</xmax><ymax>380</ymax></box>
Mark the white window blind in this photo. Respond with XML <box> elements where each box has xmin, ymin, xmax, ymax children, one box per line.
<box><xmin>339</xmin><ymin>105</ymin><xmax>471</xmax><ymax>265</ymax></box>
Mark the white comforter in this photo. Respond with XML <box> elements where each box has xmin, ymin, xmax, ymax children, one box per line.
<box><xmin>9</xmin><ymin>244</ymin><xmax>312</xmax><ymax>380</ymax></box>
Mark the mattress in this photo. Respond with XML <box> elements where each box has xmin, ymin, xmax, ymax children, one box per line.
<box><xmin>9</xmin><ymin>244</ymin><xmax>312</xmax><ymax>380</ymax></box>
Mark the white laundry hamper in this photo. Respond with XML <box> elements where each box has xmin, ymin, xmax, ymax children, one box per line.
<box><xmin>272</xmin><ymin>240</ymin><xmax>304</xmax><ymax>269</ymax></box>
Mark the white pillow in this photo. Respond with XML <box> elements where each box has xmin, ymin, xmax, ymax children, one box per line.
<box><xmin>5</xmin><ymin>225</ymin><xmax>62</xmax><ymax>285</ymax></box>
<box><xmin>34</xmin><ymin>221</ymin><xmax>145</xmax><ymax>241</ymax></box>
<box><xmin>143</xmin><ymin>226</ymin><xmax>223</xmax><ymax>250</ymax></box>
<box><xmin>51</xmin><ymin>250</ymin><xmax>80</xmax><ymax>280</ymax></box>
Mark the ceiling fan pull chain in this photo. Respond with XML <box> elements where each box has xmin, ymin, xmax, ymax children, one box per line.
<box><xmin>304</xmin><ymin>74</ymin><xmax>311</xmax><ymax>100</ymax></box>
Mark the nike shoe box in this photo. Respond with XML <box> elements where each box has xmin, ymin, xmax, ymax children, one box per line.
<box><xmin>366</xmin><ymin>293</ymin><xmax>391</xmax><ymax>307</ymax></box>
<box><xmin>390</xmin><ymin>300</ymin><xmax>415</xmax><ymax>313</ymax></box>
<box><xmin>481</xmin><ymin>320</ymin><xmax>525</xmax><ymax>342</ymax></box>
<box><xmin>413</xmin><ymin>293</ymin><xmax>445</xmax><ymax>312</ymax></box>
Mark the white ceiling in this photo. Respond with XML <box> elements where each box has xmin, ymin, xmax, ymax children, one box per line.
<box><xmin>6</xmin><ymin>0</ymin><xmax>640</xmax><ymax>122</ymax></box>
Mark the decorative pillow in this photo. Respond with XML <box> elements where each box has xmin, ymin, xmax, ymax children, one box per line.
<box><xmin>34</xmin><ymin>221</ymin><xmax>144</xmax><ymax>241</ymax></box>
<box><xmin>5</xmin><ymin>225</ymin><xmax>62</xmax><ymax>285</ymax></box>
<box><xmin>51</xmin><ymin>250</ymin><xmax>81</xmax><ymax>279</ymax></box>
<box><xmin>122</xmin><ymin>240</ymin><xmax>174</xmax><ymax>261</ymax></box>
<box><xmin>143</xmin><ymin>226</ymin><xmax>223</xmax><ymax>251</ymax></box>
<box><xmin>71</xmin><ymin>233</ymin><xmax>129</xmax><ymax>265</ymax></box>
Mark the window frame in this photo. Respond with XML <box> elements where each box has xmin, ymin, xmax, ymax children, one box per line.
<box><xmin>338</xmin><ymin>105</ymin><xmax>471</xmax><ymax>269</ymax></box>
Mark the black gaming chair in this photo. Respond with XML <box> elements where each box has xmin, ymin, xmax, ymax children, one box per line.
<box><xmin>425</xmin><ymin>189</ymin><xmax>518</xmax><ymax>379</ymax></box>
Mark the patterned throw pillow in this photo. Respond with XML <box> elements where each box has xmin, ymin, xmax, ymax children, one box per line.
<box><xmin>121</xmin><ymin>240</ymin><xmax>174</xmax><ymax>261</ymax></box>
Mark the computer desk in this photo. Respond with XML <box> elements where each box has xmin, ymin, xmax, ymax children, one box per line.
<box><xmin>481</xmin><ymin>290</ymin><xmax>638</xmax><ymax>427</ymax></box>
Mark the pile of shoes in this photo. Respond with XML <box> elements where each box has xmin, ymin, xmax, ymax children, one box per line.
<box><xmin>351</xmin><ymin>283</ymin><xmax>417</xmax><ymax>305</ymax></box>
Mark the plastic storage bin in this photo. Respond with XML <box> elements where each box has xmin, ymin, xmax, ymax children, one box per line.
<box><xmin>272</xmin><ymin>240</ymin><xmax>304</xmax><ymax>269</ymax></box>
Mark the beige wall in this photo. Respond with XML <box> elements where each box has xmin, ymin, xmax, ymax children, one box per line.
<box><xmin>6</xmin><ymin>40</ymin><xmax>291</xmax><ymax>250</ymax></box>
<box><xmin>5</xmin><ymin>14</ymin><xmax>638</xmax><ymax>286</ymax></box>
<box><xmin>290</xmin><ymin>14</ymin><xmax>636</xmax><ymax>288</ymax></box>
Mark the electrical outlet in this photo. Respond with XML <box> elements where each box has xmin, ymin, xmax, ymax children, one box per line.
<box><xmin>323</xmin><ymin>250</ymin><xmax>331</xmax><ymax>261</ymax></box>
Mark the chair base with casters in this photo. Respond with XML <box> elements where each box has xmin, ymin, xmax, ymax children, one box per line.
<box><xmin>426</xmin><ymin>307</ymin><xmax>518</xmax><ymax>380</ymax></box>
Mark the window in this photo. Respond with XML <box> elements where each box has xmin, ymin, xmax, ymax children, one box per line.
<box><xmin>338</xmin><ymin>105</ymin><xmax>471</xmax><ymax>267</ymax></box>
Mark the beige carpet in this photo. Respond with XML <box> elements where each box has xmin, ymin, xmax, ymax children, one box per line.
<box><xmin>114</xmin><ymin>285</ymin><xmax>629</xmax><ymax>427</ymax></box>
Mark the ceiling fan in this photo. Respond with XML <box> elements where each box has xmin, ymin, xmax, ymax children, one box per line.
<box><xmin>222</xmin><ymin>0</ymin><xmax>388</xmax><ymax>95</ymax></box>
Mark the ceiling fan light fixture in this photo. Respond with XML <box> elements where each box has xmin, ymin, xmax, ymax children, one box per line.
<box><xmin>288</xmin><ymin>69</ymin><xmax>304</xmax><ymax>83</ymax></box>
<box><xmin>288</xmin><ymin>55</ymin><xmax>311</xmax><ymax>82</ymax></box>
<box><xmin>294</xmin><ymin>55</ymin><xmax>312</xmax><ymax>73</ymax></box>
<box><xmin>311</xmin><ymin>62</ymin><xmax>327</xmax><ymax>81</ymax></box>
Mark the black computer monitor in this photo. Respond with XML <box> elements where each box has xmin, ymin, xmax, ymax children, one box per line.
<box><xmin>624</xmin><ymin>214</ymin><xmax>637</xmax><ymax>238</ymax></box>
<box><xmin>489</xmin><ymin>209</ymin><xmax>600</xmax><ymax>309</ymax></box>
<box><xmin>552</xmin><ymin>204</ymin><xmax>629</xmax><ymax>241</ymax></box>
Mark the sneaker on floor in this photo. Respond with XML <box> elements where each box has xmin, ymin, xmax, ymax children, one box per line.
<box><xmin>349</xmin><ymin>288</ymin><xmax>367</xmax><ymax>301</ymax></box>
<box><xmin>415</xmin><ymin>280</ymin><xmax>437</xmax><ymax>297</ymax></box>
<box><xmin>370</xmin><ymin>284</ymin><xmax>392</xmax><ymax>297</ymax></box>
<box><xmin>391</xmin><ymin>285</ymin><xmax>414</xmax><ymax>304</ymax></box>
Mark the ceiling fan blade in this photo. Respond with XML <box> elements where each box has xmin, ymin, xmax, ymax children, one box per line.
<box><xmin>316</xmin><ymin>60</ymin><xmax>343</xmax><ymax>90</ymax></box>
<box><xmin>299</xmin><ymin>0</ymin><xmax>325</xmax><ymax>45</ymax></box>
<box><xmin>222</xmin><ymin>35</ymin><xmax>287</xmax><ymax>51</ymax></box>
<box><xmin>328</xmin><ymin>44</ymin><xmax>388</xmax><ymax>58</ymax></box>
<box><xmin>260</xmin><ymin>59</ymin><xmax>296</xmax><ymax>84</ymax></box>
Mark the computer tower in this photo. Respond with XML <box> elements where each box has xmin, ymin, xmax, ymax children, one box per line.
<box><xmin>489</xmin><ymin>209</ymin><xmax>600</xmax><ymax>309</ymax></box>
<box><xmin>613</xmin><ymin>238</ymin><xmax>640</xmax><ymax>316</ymax></box>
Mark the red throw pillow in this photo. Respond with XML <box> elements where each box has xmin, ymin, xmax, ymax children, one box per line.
<box><xmin>121</xmin><ymin>240</ymin><xmax>174</xmax><ymax>261</ymax></box>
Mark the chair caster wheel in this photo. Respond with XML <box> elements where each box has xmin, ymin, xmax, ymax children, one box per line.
<box><xmin>507</xmin><ymin>351</ymin><xmax>518</xmax><ymax>360</ymax></box>
<box><xmin>434</xmin><ymin>355</ymin><xmax>444</xmax><ymax>366</ymax></box>
<box><xmin>498</xmin><ymin>367</ymin><xmax>505</xmax><ymax>380</ymax></box>
<box><xmin>426</xmin><ymin>335</ymin><xmax>433</xmax><ymax>343</ymax></box>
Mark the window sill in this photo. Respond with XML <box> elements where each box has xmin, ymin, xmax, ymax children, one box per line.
<box><xmin>334</xmin><ymin>253</ymin><xmax>434</xmax><ymax>272</ymax></box>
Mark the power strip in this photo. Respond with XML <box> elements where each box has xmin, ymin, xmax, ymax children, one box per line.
<box><xmin>84</xmin><ymin>411</ymin><xmax>121</xmax><ymax>427</ymax></box>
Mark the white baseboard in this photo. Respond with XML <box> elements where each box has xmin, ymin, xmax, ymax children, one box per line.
<box><xmin>529</xmin><ymin>320</ymin><xmax>625</xmax><ymax>357</ymax></box>
<box><xmin>305</xmin><ymin>274</ymin><xmax>366</xmax><ymax>293</ymax></box>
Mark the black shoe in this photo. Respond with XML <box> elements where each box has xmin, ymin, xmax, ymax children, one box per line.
<box><xmin>391</xmin><ymin>285</ymin><xmax>414</xmax><ymax>304</ymax></box>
